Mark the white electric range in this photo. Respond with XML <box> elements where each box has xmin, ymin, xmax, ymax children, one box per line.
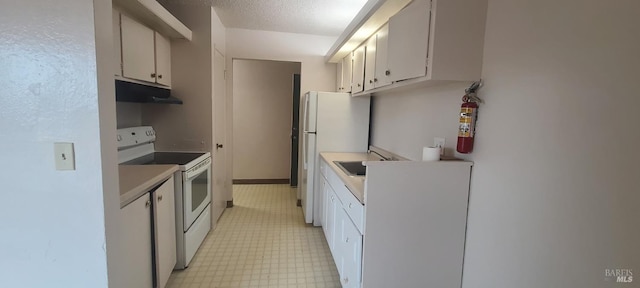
<box><xmin>117</xmin><ymin>126</ymin><xmax>211</xmax><ymax>269</ymax></box>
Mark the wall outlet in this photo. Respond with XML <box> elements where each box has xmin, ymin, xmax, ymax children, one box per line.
<box><xmin>434</xmin><ymin>137</ymin><xmax>446</xmax><ymax>155</ymax></box>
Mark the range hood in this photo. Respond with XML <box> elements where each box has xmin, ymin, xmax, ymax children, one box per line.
<box><xmin>115</xmin><ymin>80</ymin><xmax>183</xmax><ymax>104</ymax></box>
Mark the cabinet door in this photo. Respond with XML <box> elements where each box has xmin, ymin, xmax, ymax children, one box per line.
<box><xmin>121</xmin><ymin>14</ymin><xmax>156</xmax><ymax>83</ymax></box>
<box><xmin>386</xmin><ymin>0</ymin><xmax>431</xmax><ymax>82</ymax></box>
<box><xmin>351</xmin><ymin>45</ymin><xmax>365</xmax><ymax>93</ymax></box>
<box><xmin>154</xmin><ymin>177</ymin><xmax>177</xmax><ymax>288</ymax></box>
<box><xmin>374</xmin><ymin>24</ymin><xmax>392</xmax><ymax>88</ymax></box>
<box><xmin>364</xmin><ymin>36</ymin><xmax>376</xmax><ymax>91</ymax></box>
<box><xmin>119</xmin><ymin>194</ymin><xmax>153</xmax><ymax>288</ymax></box>
<box><xmin>322</xmin><ymin>178</ymin><xmax>331</xmax><ymax>248</ymax></box>
<box><xmin>113</xmin><ymin>9</ymin><xmax>122</xmax><ymax>76</ymax></box>
<box><xmin>336</xmin><ymin>60</ymin><xmax>343</xmax><ymax>92</ymax></box>
<box><xmin>339</xmin><ymin>209</ymin><xmax>363</xmax><ymax>288</ymax></box>
<box><xmin>154</xmin><ymin>32</ymin><xmax>171</xmax><ymax>87</ymax></box>
<box><xmin>341</xmin><ymin>53</ymin><xmax>353</xmax><ymax>93</ymax></box>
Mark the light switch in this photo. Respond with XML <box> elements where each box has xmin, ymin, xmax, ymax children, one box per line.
<box><xmin>54</xmin><ymin>142</ymin><xmax>75</xmax><ymax>171</ymax></box>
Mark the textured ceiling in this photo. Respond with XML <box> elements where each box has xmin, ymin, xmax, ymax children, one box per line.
<box><xmin>210</xmin><ymin>0</ymin><xmax>369</xmax><ymax>36</ymax></box>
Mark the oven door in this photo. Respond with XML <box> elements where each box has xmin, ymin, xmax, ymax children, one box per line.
<box><xmin>183</xmin><ymin>158</ymin><xmax>212</xmax><ymax>230</ymax></box>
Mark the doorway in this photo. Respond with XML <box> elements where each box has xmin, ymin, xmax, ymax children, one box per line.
<box><xmin>231</xmin><ymin>59</ymin><xmax>302</xmax><ymax>184</ymax></box>
<box><xmin>290</xmin><ymin>74</ymin><xmax>301</xmax><ymax>187</ymax></box>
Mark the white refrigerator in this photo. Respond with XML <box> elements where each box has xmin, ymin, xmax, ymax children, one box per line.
<box><xmin>301</xmin><ymin>91</ymin><xmax>371</xmax><ymax>225</ymax></box>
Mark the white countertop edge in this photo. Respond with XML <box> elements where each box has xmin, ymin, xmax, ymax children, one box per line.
<box><xmin>320</xmin><ymin>152</ymin><xmax>369</xmax><ymax>204</ymax></box>
<box><xmin>119</xmin><ymin>165</ymin><xmax>179</xmax><ymax>208</ymax></box>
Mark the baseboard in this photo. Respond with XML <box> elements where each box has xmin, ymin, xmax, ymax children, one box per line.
<box><xmin>233</xmin><ymin>179</ymin><xmax>290</xmax><ymax>184</ymax></box>
<box><xmin>226</xmin><ymin>200</ymin><xmax>234</xmax><ymax>208</ymax></box>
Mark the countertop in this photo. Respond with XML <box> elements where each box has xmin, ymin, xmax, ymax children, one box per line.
<box><xmin>320</xmin><ymin>152</ymin><xmax>380</xmax><ymax>204</ymax></box>
<box><xmin>119</xmin><ymin>164</ymin><xmax>179</xmax><ymax>208</ymax></box>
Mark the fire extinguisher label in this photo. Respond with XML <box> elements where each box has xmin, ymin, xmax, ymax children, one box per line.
<box><xmin>458</xmin><ymin>107</ymin><xmax>476</xmax><ymax>137</ymax></box>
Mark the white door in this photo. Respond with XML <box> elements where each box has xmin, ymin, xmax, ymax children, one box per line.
<box><xmin>153</xmin><ymin>177</ymin><xmax>176</xmax><ymax>288</ymax></box>
<box><xmin>352</xmin><ymin>45</ymin><xmax>365</xmax><ymax>93</ymax></box>
<box><xmin>212</xmin><ymin>48</ymin><xmax>227</xmax><ymax>222</ymax></box>
<box><xmin>386</xmin><ymin>0</ymin><xmax>431</xmax><ymax>82</ymax></box>
<box><xmin>374</xmin><ymin>24</ymin><xmax>392</xmax><ymax>88</ymax></box>
<box><xmin>121</xmin><ymin>14</ymin><xmax>155</xmax><ymax>83</ymax></box>
<box><xmin>301</xmin><ymin>132</ymin><xmax>316</xmax><ymax>224</ymax></box>
<box><xmin>154</xmin><ymin>31</ymin><xmax>171</xmax><ymax>86</ymax></box>
<box><xmin>183</xmin><ymin>163</ymin><xmax>212</xmax><ymax>228</ymax></box>
<box><xmin>301</xmin><ymin>92</ymin><xmax>317</xmax><ymax>224</ymax></box>
<box><xmin>364</xmin><ymin>35</ymin><xmax>376</xmax><ymax>91</ymax></box>
<box><xmin>341</xmin><ymin>53</ymin><xmax>353</xmax><ymax>93</ymax></box>
<box><xmin>118</xmin><ymin>194</ymin><xmax>153</xmax><ymax>288</ymax></box>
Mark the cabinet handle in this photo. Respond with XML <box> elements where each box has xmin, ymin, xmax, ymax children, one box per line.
<box><xmin>357</xmin><ymin>83</ymin><xmax>361</xmax><ymax>87</ymax></box>
<box><xmin>343</xmin><ymin>277</ymin><xmax>349</xmax><ymax>284</ymax></box>
<box><xmin>158</xmin><ymin>194</ymin><xmax>163</xmax><ymax>202</ymax></box>
<box><xmin>374</xmin><ymin>78</ymin><xmax>378</xmax><ymax>82</ymax></box>
<box><xmin>145</xmin><ymin>200</ymin><xmax>151</xmax><ymax>208</ymax></box>
<box><xmin>157</xmin><ymin>74</ymin><xmax>163</xmax><ymax>79</ymax></box>
<box><xmin>150</xmin><ymin>73</ymin><xmax>156</xmax><ymax>78</ymax></box>
<box><xmin>345</xmin><ymin>237</ymin><xmax>350</xmax><ymax>243</ymax></box>
<box><xmin>349</xmin><ymin>203</ymin><xmax>353</xmax><ymax>209</ymax></box>
<box><xmin>369</xmin><ymin>79</ymin><xmax>373</xmax><ymax>84</ymax></box>
<box><xmin>385</xmin><ymin>70</ymin><xmax>391</xmax><ymax>76</ymax></box>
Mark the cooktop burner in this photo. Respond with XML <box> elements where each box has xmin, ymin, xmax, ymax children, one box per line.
<box><xmin>124</xmin><ymin>152</ymin><xmax>206</xmax><ymax>166</ymax></box>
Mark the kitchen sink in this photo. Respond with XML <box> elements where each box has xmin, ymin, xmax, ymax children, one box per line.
<box><xmin>334</xmin><ymin>161</ymin><xmax>366</xmax><ymax>176</ymax></box>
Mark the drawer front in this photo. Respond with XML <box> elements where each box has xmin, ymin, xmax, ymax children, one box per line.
<box><xmin>325</xmin><ymin>163</ymin><xmax>365</xmax><ymax>234</ymax></box>
<box><xmin>338</xmin><ymin>186</ymin><xmax>365</xmax><ymax>235</ymax></box>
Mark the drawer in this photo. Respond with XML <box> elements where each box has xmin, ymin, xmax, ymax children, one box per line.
<box><xmin>326</xmin><ymin>163</ymin><xmax>365</xmax><ymax>234</ymax></box>
<box><xmin>325</xmin><ymin>163</ymin><xmax>344</xmax><ymax>196</ymax></box>
<box><xmin>337</xmin><ymin>185</ymin><xmax>365</xmax><ymax>235</ymax></box>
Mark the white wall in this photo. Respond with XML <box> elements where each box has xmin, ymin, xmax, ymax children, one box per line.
<box><xmin>371</xmin><ymin>0</ymin><xmax>640</xmax><ymax>287</ymax></box>
<box><xmin>0</xmin><ymin>0</ymin><xmax>116</xmax><ymax>287</ymax></box>
<box><xmin>232</xmin><ymin>59</ymin><xmax>301</xmax><ymax>180</ymax></box>
<box><xmin>116</xmin><ymin>102</ymin><xmax>142</xmax><ymax>128</ymax></box>
<box><xmin>226</xmin><ymin>28</ymin><xmax>337</xmax><ymax>197</ymax></box>
<box><xmin>143</xmin><ymin>4</ymin><xmax>215</xmax><ymax>152</ymax></box>
<box><xmin>225</xmin><ymin>28</ymin><xmax>336</xmax><ymax>99</ymax></box>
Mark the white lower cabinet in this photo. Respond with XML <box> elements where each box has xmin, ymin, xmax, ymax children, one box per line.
<box><xmin>338</xmin><ymin>208</ymin><xmax>363</xmax><ymax>288</ymax></box>
<box><xmin>118</xmin><ymin>176</ymin><xmax>176</xmax><ymax>288</ymax></box>
<box><xmin>320</xmin><ymin>155</ymin><xmax>473</xmax><ymax>288</ymax></box>
<box><xmin>321</xmin><ymin>162</ymin><xmax>363</xmax><ymax>288</ymax></box>
<box><xmin>119</xmin><ymin>193</ymin><xmax>154</xmax><ymax>288</ymax></box>
<box><xmin>153</xmin><ymin>176</ymin><xmax>177</xmax><ymax>288</ymax></box>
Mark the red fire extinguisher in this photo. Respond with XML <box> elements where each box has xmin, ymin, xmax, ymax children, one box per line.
<box><xmin>457</xmin><ymin>81</ymin><xmax>482</xmax><ymax>154</ymax></box>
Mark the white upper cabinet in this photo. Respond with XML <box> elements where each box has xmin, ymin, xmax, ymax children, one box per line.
<box><xmin>121</xmin><ymin>14</ymin><xmax>157</xmax><ymax>83</ymax></box>
<box><xmin>112</xmin><ymin>0</ymin><xmax>192</xmax><ymax>40</ymax></box>
<box><xmin>331</xmin><ymin>0</ymin><xmax>488</xmax><ymax>96</ymax></box>
<box><xmin>386</xmin><ymin>0</ymin><xmax>431</xmax><ymax>82</ymax></box>
<box><xmin>120</xmin><ymin>14</ymin><xmax>172</xmax><ymax>87</ymax></box>
<box><xmin>351</xmin><ymin>45</ymin><xmax>366</xmax><ymax>93</ymax></box>
<box><xmin>339</xmin><ymin>52</ymin><xmax>353</xmax><ymax>93</ymax></box>
<box><xmin>336</xmin><ymin>60</ymin><xmax>343</xmax><ymax>92</ymax></box>
<box><xmin>364</xmin><ymin>36</ymin><xmax>377</xmax><ymax>91</ymax></box>
<box><xmin>370</xmin><ymin>24</ymin><xmax>392</xmax><ymax>90</ymax></box>
<box><xmin>154</xmin><ymin>32</ymin><xmax>171</xmax><ymax>87</ymax></box>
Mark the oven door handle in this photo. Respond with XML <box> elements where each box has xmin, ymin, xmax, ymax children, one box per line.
<box><xmin>185</xmin><ymin>157</ymin><xmax>212</xmax><ymax>179</ymax></box>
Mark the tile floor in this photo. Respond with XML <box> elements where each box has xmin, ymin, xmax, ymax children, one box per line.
<box><xmin>166</xmin><ymin>184</ymin><xmax>341</xmax><ymax>288</ymax></box>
